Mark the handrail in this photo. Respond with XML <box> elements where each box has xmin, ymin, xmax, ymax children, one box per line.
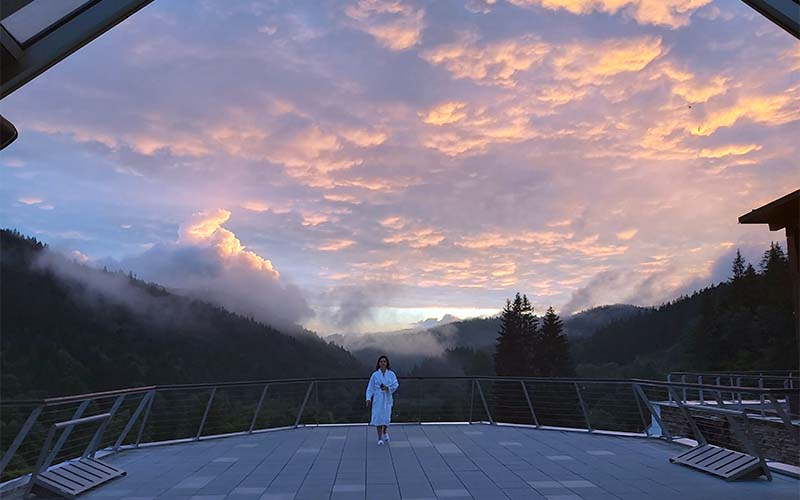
<box><xmin>4</xmin><ymin>377</ymin><xmax>798</xmax><ymax>405</ymax></box>
<box><xmin>2</xmin><ymin>375</ymin><xmax>796</xmax><ymax>489</ymax></box>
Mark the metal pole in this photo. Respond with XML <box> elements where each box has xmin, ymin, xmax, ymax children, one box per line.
<box><xmin>736</xmin><ymin>377</ymin><xmax>742</xmax><ymax>408</ymax></box>
<box><xmin>633</xmin><ymin>383</ymin><xmax>649</xmax><ymax>436</ymax></box>
<box><xmin>418</xmin><ymin>379</ymin><xmax>423</xmax><ymax>424</ymax></box>
<box><xmin>681</xmin><ymin>375</ymin><xmax>687</xmax><ymax>403</ymax></box>
<box><xmin>44</xmin><ymin>399</ymin><xmax>91</xmax><ymax>468</ymax></box>
<box><xmin>520</xmin><ymin>381</ymin><xmax>539</xmax><ymax>427</ymax></box>
<box><xmin>114</xmin><ymin>391</ymin><xmax>154</xmax><ymax>451</ymax></box>
<box><xmin>85</xmin><ymin>394</ymin><xmax>126</xmax><ymax>458</ymax></box>
<box><xmin>632</xmin><ymin>384</ymin><xmax>671</xmax><ymax>440</ymax></box>
<box><xmin>667</xmin><ymin>373</ymin><xmax>673</xmax><ymax>403</ymax></box>
<box><xmin>315</xmin><ymin>380</ymin><xmax>320</xmax><ymax>426</ymax></box>
<box><xmin>196</xmin><ymin>387</ymin><xmax>217</xmax><ymax>440</ymax></box>
<box><xmin>23</xmin><ymin>425</ymin><xmax>58</xmax><ymax>500</ymax></box>
<box><xmin>767</xmin><ymin>393</ymin><xmax>800</xmax><ymax>443</ymax></box>
<box><xmin>740</xmin><ymin>412</ymin><xmax>772</xmax><ymax>481</ymax></box>
<box><xmin>574</xmin><ymin>383</ymin><xmax>592</xmax><ymax>432</ymax></box>
<box><xmin>294</xmin><ymin>381</ymin><xmax>314</xmax><ymax>428</ymax></box>
<box><xmin>468</xmin><ymin>379</ymin><xmax>474</xmax><ymax>424</ymax></box>
<box><xmin>0</xmin><ymin>405</ymin><xmax>42</xmax><ymax>477</ymax></box>
<box><xmin>759</xmin><ymin>378</ymin><xmax>765</xmax><ymax>417</ymax></box>
<box><xmin>667</xmin><ymin>387</ymin><xmax>706</xmax><ymax>445</ymax></box>
<box><xmin>249</xmin><ymin>384</ymin><xmax>269</xmax><ymax>433</ymax></box>
<box><xmin>699</xmin><ymin>375</ymin><xmax>704</xmax><ymax>404</ymax></box>
<box><xmin>475</xmin><ymin>380</ymin><xmax>493</xmax><ymax>424</ymax></box>
<box><xmin>135</xmin><ymin>390</ymin><xmax>155</xmax><ymax>447</ymax></box>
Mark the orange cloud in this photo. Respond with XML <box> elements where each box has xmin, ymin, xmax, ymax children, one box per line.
<box><xmin>341</xmin><ymin>127</ymin><xmax>389</xmax><ymax>147</ymax></box>
<box><xmin>383</xmin><ymin>227</ymin><xmax>445</xmax><ymax>248</ymax></box>
<box><xmin>420</xmin><ymin>101</ymin><xmax>468</xmax><ymax>125</ymax></box>
<box><xmin>19</xmin><ymin>197</ymin><xmax>43</xmax><ymax>205</ymax></box>
<box><xmin>179</xmin><ymin>209</ymin><xmax>280</xmax><ymax>278</ymax></box>
<box><xmin>553</xmin><ymin>36</ymin><xmax>664</xmax><ymax>86</ymax></box>
<box><xmin>318</xmin><ymin>239</ymin><xmax>356</xmax><ymax>251</ymax></box>
<box><xmin>698</xmin><ymin>144</ymin><xmax>761</xmax><ymax>159</ymax></box>
<box><xmin>421</xmin><ymin>34</ymin><xmax>548</xmax><ymax>87</ymax></box>
<box><xmin>616</xmin><ymin>228</ymin><xmax>638</xmax><ymax>240</ymax></box>
<box><xmin>507</xmin><ymin>0</ymin><xmax>712</xmax><ymax>28</ymax></box>
<box><xmin>345</xmin><ymin>0</ymin><xmax>425</xmax><ymax>51</ymax></box>
<box><xmin>692</xmin><ymin>93</ymin><xmax>800</xmax><ymax>136</ymax></box>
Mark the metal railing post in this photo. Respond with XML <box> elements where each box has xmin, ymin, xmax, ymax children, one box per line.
<box><xmin>44</xmin><ymin>399</ymin><xmax>91</xmax><ymax>468</ymax></box>
<box><xmin>23</xmin><ymin>425</ymin><xmax>58</xmax><ymax>500</ymax></box>
<box><xmin>574</xmin><ymin>383</ymin><xmax>592</xmax><ymax>433</ymax></box>
<box><xmin>736</xmin><ymin>377</ymin><xmax>742</xmax><ymax>408</ymax></box>
<box><xmin>667</xmin><ymin>373</ymin><xmax>672</xmax><ymax>403</ymax></box>
<box><xmin>758</xmin><ymin>378</ymin><xmax>765</xmax><ymax>417</ymax></box>
<box><xmin>767</xmin><ymin>393</ymin><xmax>800</xmax><ymax>444</ymax></box>
<box><xmin>681</xmin><ymin>375</ymin><xmax>687</xmax><ymax>403</ymax></box>
<box><xmin>632</xmin><ymin>383</ymin><xmax>671</xmax><ymax>440</ymax></box>
<box><xmin>249</xmin><ymin>384</ymin><xmax>269</xmax><ymax>433</ymax></box>
<box><xmin>698</xmin><ymin>375</ymin><xmax>704</xmax><ymax>404</ymax></box>
<box><xmin>475</xmin><ymin>380</ymin><xmax>493</xmax><ymax>424</ymax></box>
<box><xmin>520</xmin><ymin>381</ymin><xmax>539</xmax><ymax>428</ymax></box>
<box><xmin>196</xmin><ymin>387</ymin><xmax>217</xmax><ymax>440</ymax></box>
<box><xmin>633</xmin><ymin>383</ymin><xmax>649</xmax><ymax>436</ymax></box>
<box><xmin>468</xmin><ymin>379</ymin><xmax>474</xmax><ymax>424</ymax></box>
<box><xmin>114</xmin><ymin>390</ymin><xmax>154</xmax><ymax>451</ymax></box>
<box><xmin>667</xmin><ymin>387</ymin><xmax>706</xmax><ymax>445</ymax></box>
<box><xmin>0</xmin><ymin>405</ymin><xmax>43</xmax><ymax>477</ymax></box>
<box><xmin>85</xmin><ymin>394</ymin><xmax>126</xmax><ymax>458</ymax></box>
<box><xmin>294</xmin><ymin>381</ymin><xmax>314</xmax><ymax>428</ymax></box>
<box><xmin>417</xmin><ymin>379</ymin><xmax>423</xmax><ymax>424</ymax></box>
<box><xmin>135</xmin><ymin>390</ymin><xmax>155</xmax><ymax>447</ymax></box>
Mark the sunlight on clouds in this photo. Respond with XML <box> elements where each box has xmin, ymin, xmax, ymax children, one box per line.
<box><xmin>240</xmin><ymin>200</ymin><xmax>292</xmax><ymax>214</ymax></box>
<box><xmin>345</xmin><ymin>0</ymin><xmax>425</xmax><ymax>51</ymax></box>
<box><xmin>179</xmin><ymin>209</ymin><xmax>280</xmax><ymax>278</ymax></box>
<box><xmin>340</xmin><ymin>128</ymin><xmax>389</xmax><ymax>147</ymax></box>
<box><xmin>383</xmin><ymin>227</ymin><xmax>445</xmax><ymax>248</ymax></box>
<box><xmin>698</xmin><ymin>144</ymin><xmax>761</xmax><ymax>159</ymax></box>
<box><xmin>421</xmin><ymin>34</ymin><xmax>548</xmax><ymax>87</ymax></box>
<box><xmin>693</xmin><ymin>93</ymin><xmax>800</xmax><ymax>136</ymax></box>
<box><xmin>616</xmin><ymin>228</ymin><xmax>638</xmax><ymax>240</ymax></box>
<box><xmin>18</xmin><ymin>197</ymin><xmax>43</xmax><ymax>205</ymax></box>
<box><xmin>553</xmin><ymin>36</ymin><xmax>663</xmax><ymax>86</ymax></box>
<box><xmin>507</xmin><ymin>0</ymin><xmax>712</xmax><ymax>28</ymax></box>
<box><xmin>420</xmin><ymin>101</ymin><xmax>468</xmax><ymax>125</ymax></box>
<box><xmin>318</xmin><ymin>239</ymin><xmax>356</xmax><ymax>251</ymax></box>
<box><xmin>379</xmin><ymin>216</ymin><xmax>406</xmax><ymax>229</ymax></box>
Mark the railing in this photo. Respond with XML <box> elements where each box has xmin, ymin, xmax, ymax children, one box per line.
<box><xmin>2</xmin><ymin>377</ymin><xmax>797</xmax><ymax>487</ymax></box>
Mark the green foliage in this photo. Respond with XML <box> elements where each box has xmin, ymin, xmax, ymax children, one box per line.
<box><xmin>574</xmin><ymin>243</ymin><xmax>795</xmax><ymax>377</ymax></box>
<box><xmin>0</xmin><ymin>229</ymin><xmax>365</xmax><ymax>400</ymax></box>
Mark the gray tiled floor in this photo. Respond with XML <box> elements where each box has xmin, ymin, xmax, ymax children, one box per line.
<box><xmin>73</xmin><ymin>425</ymin><xmax>798</xmax><ymax>500</ymax></box>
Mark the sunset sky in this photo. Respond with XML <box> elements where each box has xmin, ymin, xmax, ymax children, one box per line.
<box><xmin>1</xmin><ymin>0</ymin><xmax>798</xmax><ymax>334</ymax></box>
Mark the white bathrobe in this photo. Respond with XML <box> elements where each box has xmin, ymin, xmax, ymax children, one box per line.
<box><xmin>366</xmin><ymin>369</ymin><xmax>399</xmax><ymax>426</ymax></box>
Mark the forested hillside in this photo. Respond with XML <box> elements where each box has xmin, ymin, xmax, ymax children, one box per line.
<box><xmin>572</xmin><ymin>245</ymin><xmax>795</xmax><ymax>378</ymax></box>
<box><xmin>0</xmin><ymin>230</ymin><xmax>364</xmax><ymax>399</ymax></box>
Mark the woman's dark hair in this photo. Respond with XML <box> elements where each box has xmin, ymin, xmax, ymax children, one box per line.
<box><xmin>375</xmin><ymin>355</ymin><xmax>390</xmax><ymax>370</ymax></box>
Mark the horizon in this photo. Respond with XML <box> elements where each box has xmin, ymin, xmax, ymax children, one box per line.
<box><xmin>1</xmin><ymin>0</ymin><xmax>797</xmax><ymax>334</ymax></box>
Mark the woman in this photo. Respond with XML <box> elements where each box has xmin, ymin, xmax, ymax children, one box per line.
<box><xmin>366</xmin><ymin>355</ymin><xmax>399</xmax><ymax>445</ymax></box>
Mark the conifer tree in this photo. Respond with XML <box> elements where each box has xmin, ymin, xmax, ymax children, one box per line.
<box><xmin>730</xmin><ymin>249</ymin><xmax>745</xmax><ymax>282</ymax></box>
<box><xmin>538</xmin><ymin>306</ymin><xmax>572</xmax><ymax>376</ymax></box>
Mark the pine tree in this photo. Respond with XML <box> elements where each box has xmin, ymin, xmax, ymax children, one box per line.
<box><xmin>494</xmin><ymin>293</ymin><xmax>531</xmax><ymax>376</ymax></box>
<box><xmin>538</xmin><ymin>307</ymin><xmax>572</xmax><ymax>376</ymax></box>
<box><xmin>520</xmin><ymin>294</ymin><xmax>539</xmax><ymax>376</ymax></box>
<box><xmin>730</xmin><ymin>249</ymin><xmax>745</xmax><ymax>282</ymax></box>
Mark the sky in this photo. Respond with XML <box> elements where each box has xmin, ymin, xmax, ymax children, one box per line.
<box><xmin>1</xmin><ymin>0</ymin><xmax>798</xmax><ymax>334</ymax></box>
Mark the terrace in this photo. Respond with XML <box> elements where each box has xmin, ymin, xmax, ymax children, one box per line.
<box><xmin>2</xmin><ymin>375</ymin><xmax>798</xmax><ymax>500</ymax></box>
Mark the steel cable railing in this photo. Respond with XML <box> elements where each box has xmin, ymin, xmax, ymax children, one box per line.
<box><xmin>2</xmin><ymin>376</ymin><xmax>798</xmax><ymax>488</ymax></box>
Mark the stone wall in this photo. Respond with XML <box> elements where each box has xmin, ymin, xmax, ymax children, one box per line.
<box><xmin>659</xmin><ymin>403</ymin><xmax>799</xmax><ymax>466</ymax></box>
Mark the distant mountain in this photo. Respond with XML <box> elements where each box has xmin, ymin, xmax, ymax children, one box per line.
<box><xmin>563</xmin><ymin>304</ymin><xmax>650</xmax><ymax>337</ymax></box>
<box><xmin>0</xmin><ymin>230</ymin><xmax>365</xmax><ymax>399</ymax></box>
<box><xmin>327</xmin><ymin>305</ymin><xmax>644</xmax><ymax>374</ymax></box>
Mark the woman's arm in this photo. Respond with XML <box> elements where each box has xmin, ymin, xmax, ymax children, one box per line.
<box><xmin>387</xmin><ymin>371</ymin><xmax>399</xmax><ymax>393</ymax></box>
<box><xmin>365</xmin><ymin>372</ymin><xmax>376</xmax><ymax>401</ymax></box>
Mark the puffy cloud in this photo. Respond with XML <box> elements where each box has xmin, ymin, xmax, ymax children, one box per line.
<box><xmin>18</xmin><ymin>197</ymin><xmax>43</xmax><ymax>205</ymax></box>
<box><xmin>119</xmin><ymin>209</ymin><xmax>312</xmax><ymax>329</ymax></box>
<box><xmin>340</xmin><ymin>127</ymin><xmax>389</xmax><ymax>147</ymax></box>
<box><xmin>383</xmin><ymin>226</ymin><xmax>445</xmax><ymax>248</ymax></box>
<box><xmin>507</xmin><ymin>0</ymin><xmax>712</xmax><ymax>29</ymax></box>
<box><xmin>421</xmin><ymin>34</ymin><xmax>549</xmax><ymax>87</ymax></box>
<box><xmin>420</xmin><ymin>101</ymin><xmax>468</xmax><ymax>126</ymax></box>
<box><xmin>345</xmin><ymin>0</ymin><xmax>425</xmax><ymax>51</ymax></box>
<box><xmin>616</xmin><ymin>229</ymin><xmax>638</xmax><ymax>240</ymax></box>
<box><xmin>693</xmin><ymin>93</ymin><xmax>800</xmax><ymax>136</ymax></box>
<box><xmin>552</xmin><ymin>36</ymin><xmax>664</xmax><ymax>86</ymax></box>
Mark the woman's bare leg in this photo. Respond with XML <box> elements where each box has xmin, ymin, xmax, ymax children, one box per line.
<box><xmin>376</xmin><ymin>426</ymin><xmax>383</xmax><ymax>440</ymax></box>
